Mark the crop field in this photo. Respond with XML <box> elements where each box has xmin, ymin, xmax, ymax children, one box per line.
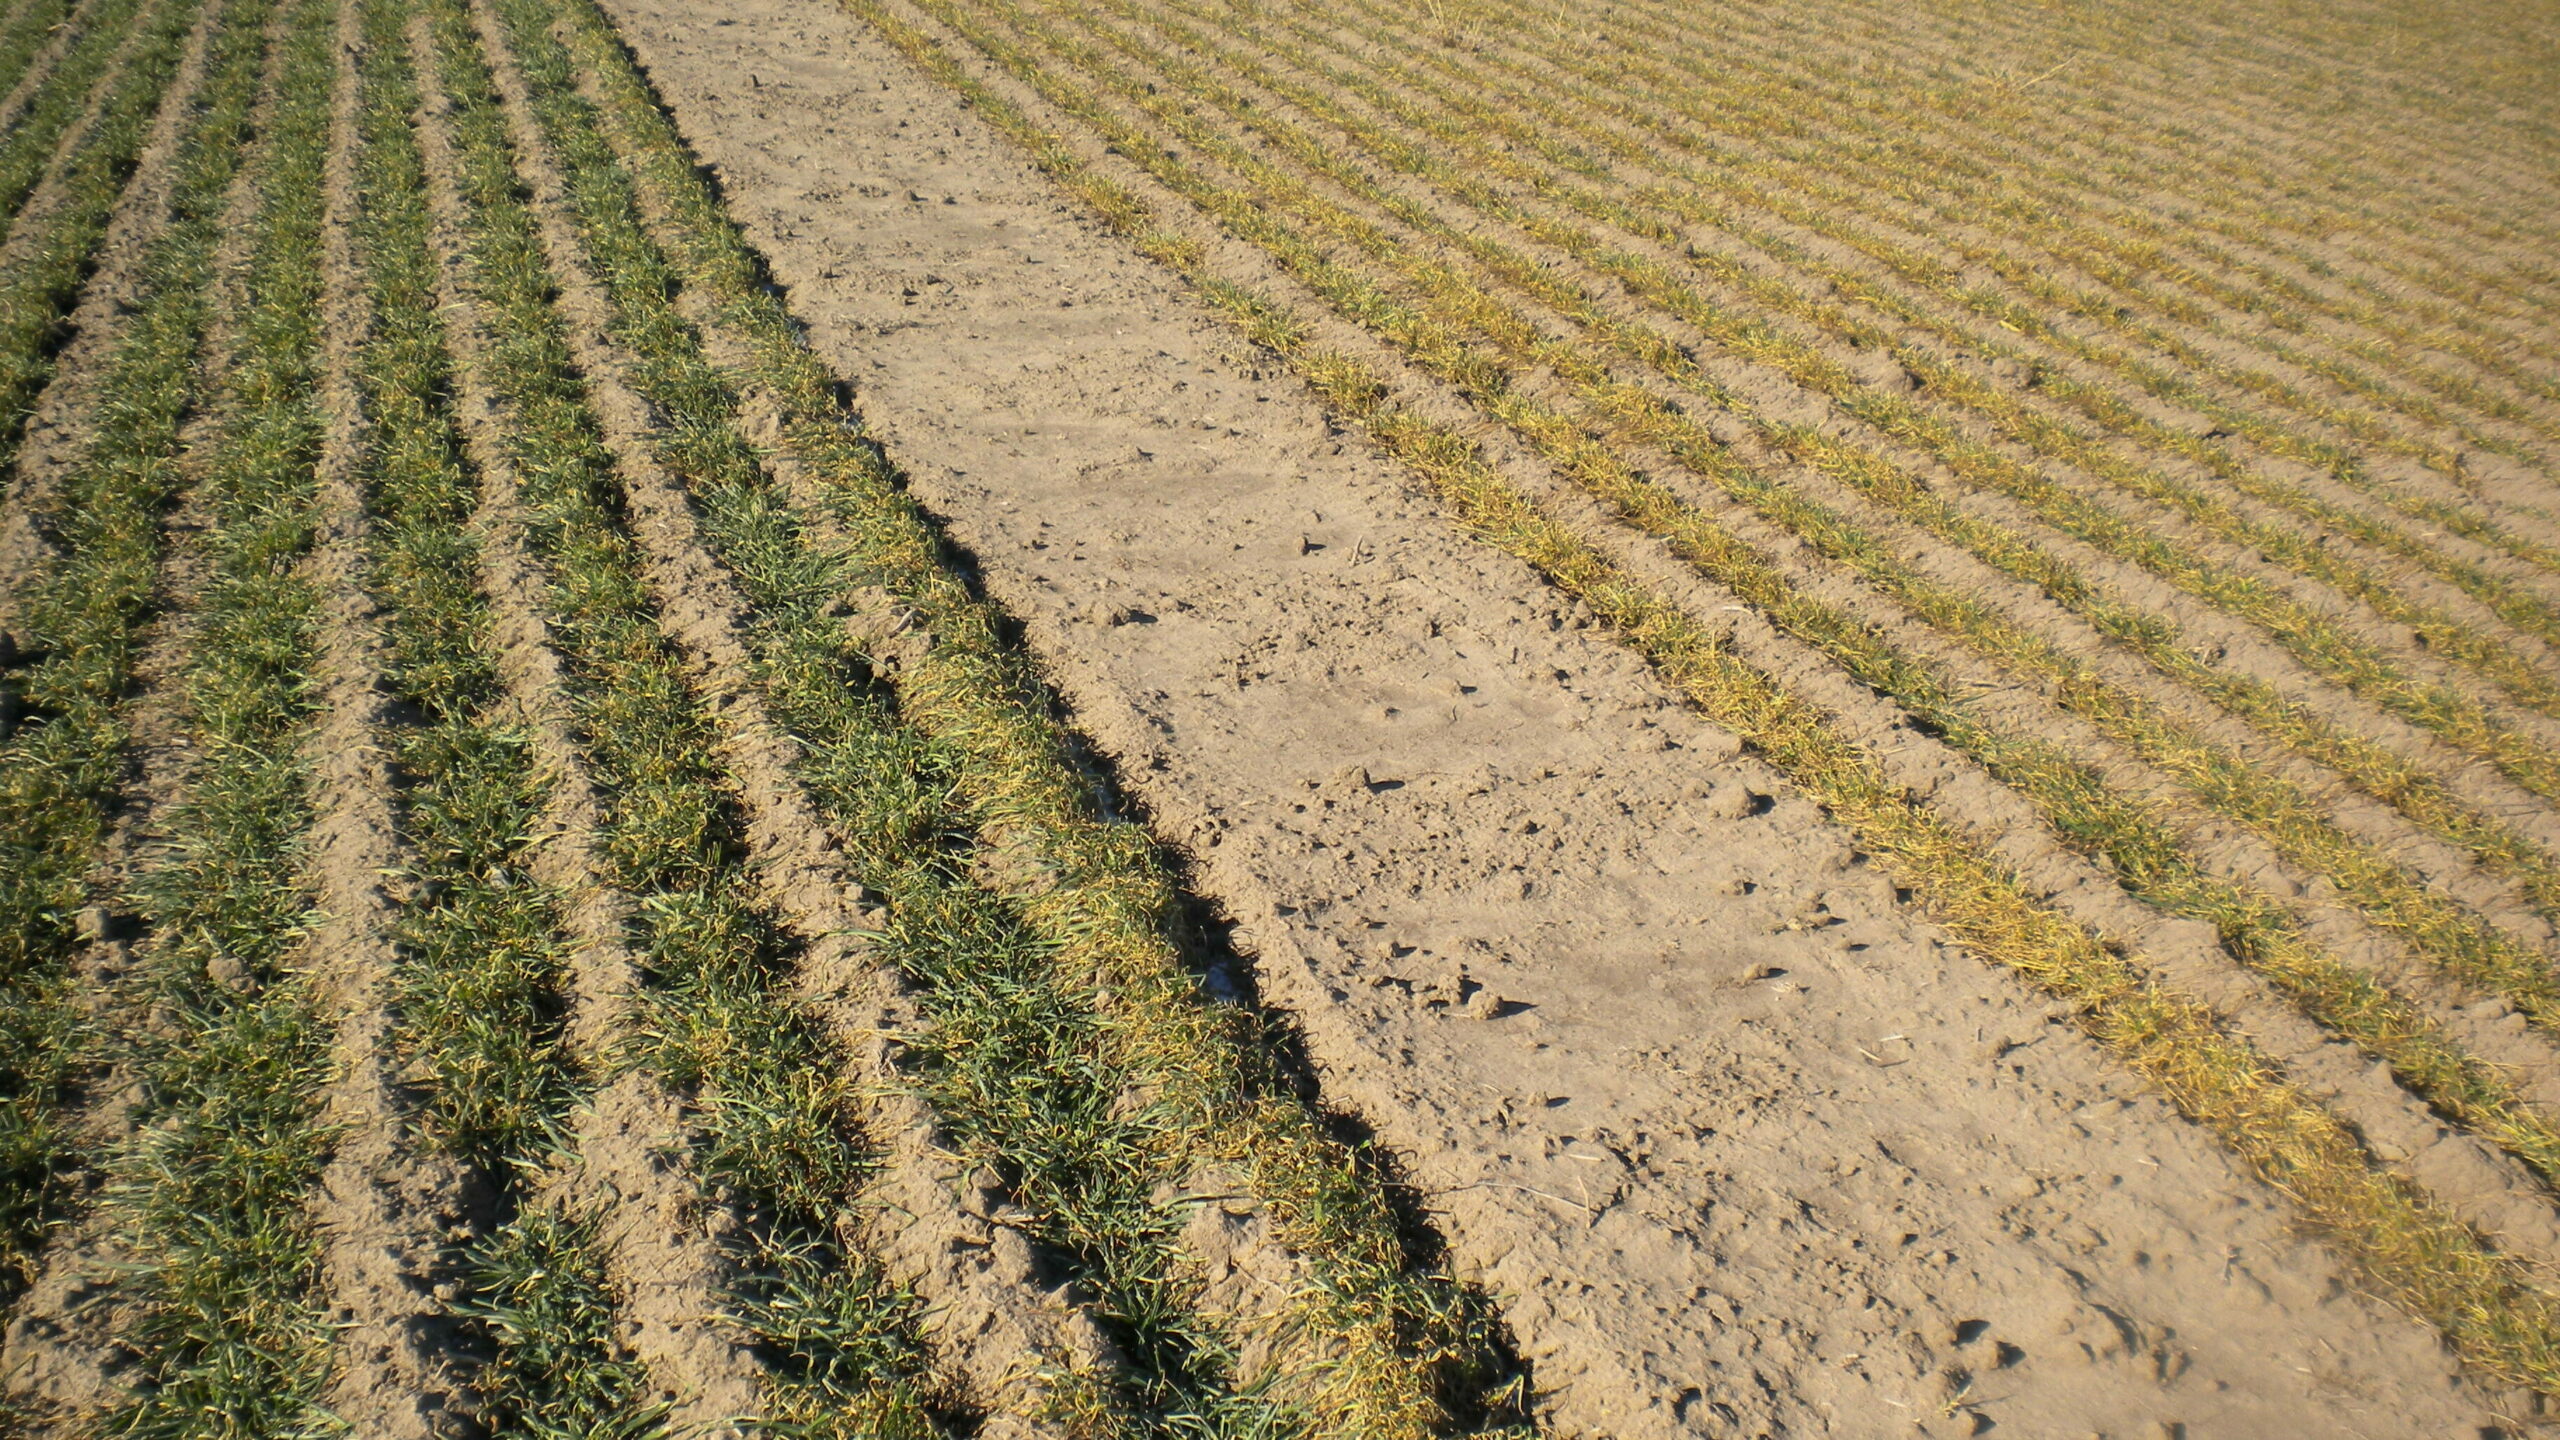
<box><xmin>0</xmin><ymin>0</ymin><xmax>2553</xmax><ymax>1433</ymax></box>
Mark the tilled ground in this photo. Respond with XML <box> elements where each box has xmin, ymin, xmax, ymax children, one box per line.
<box><xmin>0</xmin><ymin>0</ymin><xmax>2557</xmax><ymax>1435</ymax></box>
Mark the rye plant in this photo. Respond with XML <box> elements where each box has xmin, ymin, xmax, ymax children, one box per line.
<box><xmin>96</xmin><ymin>1</ymin><xmax>342</xmax><ymax>1429</ymax></box>
<box><xmin>420</xmin><ymin>4</ymin><xmax>946</xmax><ymax>1427</ymax></box>
<box><xmin>0</xmin><ymin>0</ymin><xmax>268</xmax><ymax>1301</ymax></box>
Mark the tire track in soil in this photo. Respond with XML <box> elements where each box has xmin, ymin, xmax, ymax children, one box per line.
<box><xmin>405</xmin><ymin>21</ymin><xmax>767</xmax><ymax>1428</ymax></box>
<box><xmin>303</xmin><ymin>5</ymin><xmax>481</xmax><ymax>1433</ymax></box>
<box><xmin>0</xmin><ymin>3</ymin><xmax>281</xmax><ymax>1419</ymax></box>
<box><xmin>456</xmin><ymin>5</ymin><xmax>1118</xmax><ymax>1419</ymax></box>
<box><xmin>594</xmin><ymin>0</ymin><xmax>2529</xmax><ymax>1430</ymax></box>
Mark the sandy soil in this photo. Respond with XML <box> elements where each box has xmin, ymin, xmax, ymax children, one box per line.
<box><xmin>590</xmin><ymin>1</ymin><xmax>2513</xmax><ymax>1433</ymax></box>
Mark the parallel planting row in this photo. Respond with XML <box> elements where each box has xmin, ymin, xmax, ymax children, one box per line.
<box><xmin>846</xmin><ymin>0</ymin><xmax>2560</xmax><ymax>1401</ymax></box>
<box><xmin>0</xmin><ymin>0</ymin><xmax>1530</xmax><ymax>1432</ymax></box>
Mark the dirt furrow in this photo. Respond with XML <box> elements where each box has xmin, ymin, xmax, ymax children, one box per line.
<box><xmin>302</xmin><ymin>5</ymin><xmax>480</xmax><ymax>1432</ymax></box>
<box><xmin>460</xmin><ymin>7</ymin><xmax>1115</xmax><ymax>1418</ymax></box>
<box><xmin>599</xmin><ymin>0</ymin><xmax>2534</xmax><ymax>1428</ymax></box>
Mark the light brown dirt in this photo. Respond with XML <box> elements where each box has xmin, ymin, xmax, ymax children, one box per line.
<box><xmin>588</xmin><ymin>0</ymin><xmax>2519</xmax><ymax>1433</ymax></box>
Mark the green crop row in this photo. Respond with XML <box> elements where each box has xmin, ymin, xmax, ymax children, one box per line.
<box><xmin>420</xmin><ymin>2</ymin><xmax>946</xmax><ymax>1428</ymax></box>
<box><xmin>0</xmin><ymin>0</ymin><xmax>264</xmax><ymax>1307</ymax></box>
<box><xmin>91</xmin><ymin>0</ymin><xmax>339</xmax><ymax>1429</ymax></box>
<box><xmin>350</xmin><ymin>1</ymin><xmax>646</xmax><ymax>1426</ymax></box>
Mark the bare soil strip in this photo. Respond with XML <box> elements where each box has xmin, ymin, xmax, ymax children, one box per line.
<box><xmin>591</xmin><ymin>0</ymin><xmax>2534</xmax><ymax>1430</ymax></box>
